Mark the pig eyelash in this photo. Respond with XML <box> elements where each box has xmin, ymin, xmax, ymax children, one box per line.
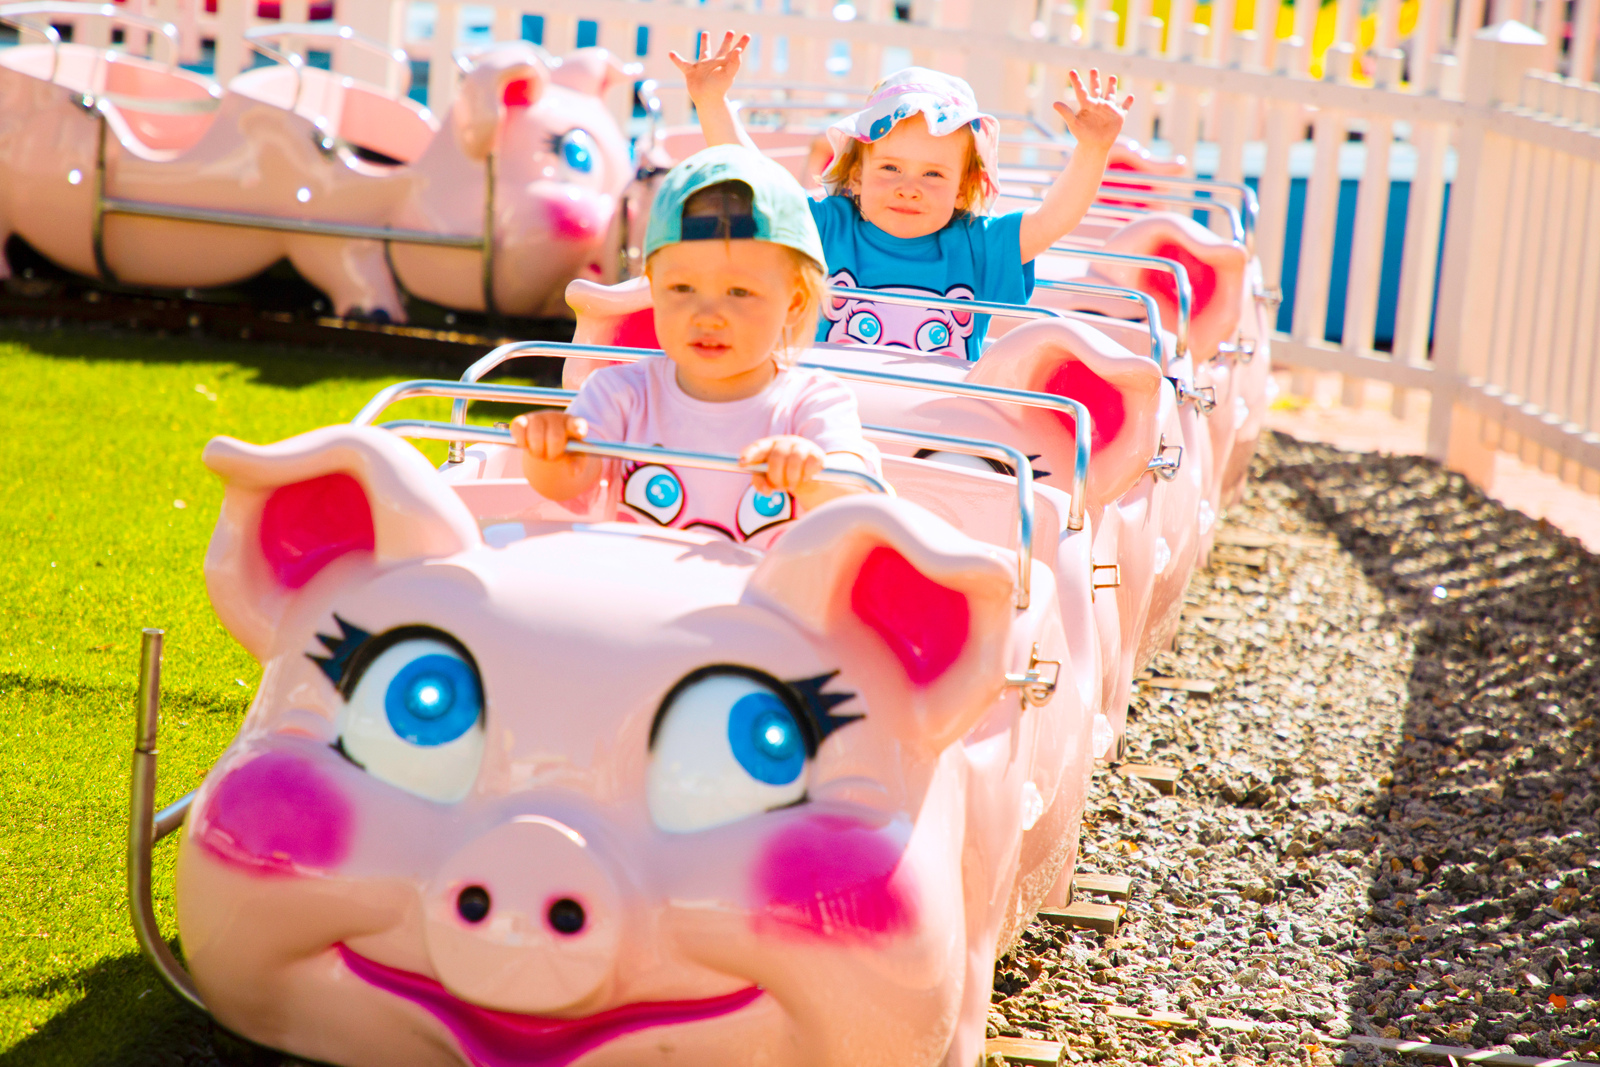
<box><xmin>648</xmin><ymin>666</ymin><xmax>861</xmax><ymax>754</ymax></box>
<box><xmin>330</xmin><ymin>735</ymin><xmax>366</xmax><ymax>770</ymax></box>
<box><xmin>912</xmin><ymin>449</ymin><xmax>1051</xmax><ymax>480</ymax></box>
<box><xmin>309</xmin><ymin>618</ymin><xmax>482</xmax><ymax>702</ymax></box>
<box><xmin>789</xmin><ymin>671</ymin><xmax>862</xmax><ymax>744</ymax></box>
<box><xmin>1026</xmin><ymin>454</ymin><xmax>1052</xmax><ymax>480</ymax></box>
<box><xmin>309</xmin><ymin>615</ymin><xmax>373</xmax><ymax>689</ymax></box>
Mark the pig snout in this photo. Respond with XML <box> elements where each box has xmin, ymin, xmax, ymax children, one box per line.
<box><xmin>424</xmin><ymin>815</ymin><xmax>622</xmax><ymax>1014</ymax></box>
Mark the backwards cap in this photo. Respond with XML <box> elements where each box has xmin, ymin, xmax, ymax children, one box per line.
<box><xmin>644</xmin><ymin>145</ymin><xmax>827</xmax><ymax>270</ymax></box>
<box><xmin>819</xmin><ymin>67</ymin><xmax>1001</xmax><ymax>209</ymax></box>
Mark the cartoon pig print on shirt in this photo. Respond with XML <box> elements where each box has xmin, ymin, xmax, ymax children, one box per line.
<box><xmin>823</xmin><ymin>270</ymin><xmax>976</xmax><ymax>357</ymax></box>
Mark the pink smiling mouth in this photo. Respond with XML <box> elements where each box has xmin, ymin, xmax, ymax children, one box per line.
<box><xmin>337</xmin><ymin>945</ymin><xmax>762</xmax><ymax>1067</ymax></box>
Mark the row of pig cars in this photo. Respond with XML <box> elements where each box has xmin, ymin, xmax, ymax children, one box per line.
<box><xmin>27</xmin><ymin>23</ymin><xmax>1269</xmax><ymax>1067</ymax></box>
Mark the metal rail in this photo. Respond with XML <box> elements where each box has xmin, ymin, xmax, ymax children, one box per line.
<box><xmin>0</xmin><ymin>1</ymin><xmax>182</xmax><ymax>78</ymax></box>
<box><xmin>1031</xmin><ymin>279</ymin><xmax>1166</xmax><ymax>371</ymax></box>
<box><xmin>445</xmin><ymin>340</ymin><xmax>1091</xmax><ymax>531</ymax></box>
<box><xmin>1003</xmin><ymin>186</ymin><xmax>1245</xmax><ymax>246</ymax></box>
<box><xmin>865</xmin><ymin>424</ymin><xmax>1034</xmax><ymax>608</ymax></box>
<box><xmin>99</xmin><ymin>198</ymin><xmax>484</xmax><ymax>248</ymax></box>
<box><xmin>378</xmin><ymin>418</ymin><xmax>892</xmax><ymax>496</ymax></box>
<box><xmin>127</xmin><ymin>628</ymin><xmax>205</xmax><ymax>1011</ymax></box>
<box><xmin>1042</xmin><ymin>244</ymin><xmax>1193</xmax><ymax>361</ymax></box>
<box><xmin>244</xmin><ymin>22</ymin><xmax>413</xmax><ymax>108</ymax></box>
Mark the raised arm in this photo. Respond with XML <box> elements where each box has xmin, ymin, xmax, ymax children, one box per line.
<box><xmin>670</xmin><ymin>31</ymin><xmax>759</xmax><ymax>152</ymax></box>
<box><xmin>1017</xmin><ymin>69</ymin><xmax>1134</xmax><ymax>264</ymax></box>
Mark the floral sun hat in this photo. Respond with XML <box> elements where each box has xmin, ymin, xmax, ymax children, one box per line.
<box><xmin>818</xmin><ymin>67</ymin><xmax>1001</xmax><ymax>208</ymax></box>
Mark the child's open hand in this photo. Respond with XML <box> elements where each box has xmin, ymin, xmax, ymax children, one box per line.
<box><xmin>669</xmin><ymin>31</ymin><xmax>750</xmax><ymax>106</ymax></box>
<box><xmin>1053</xmin><ymin>69</ymin><xmax>1133</xmax><ymax>154</ymax></box>
<box><xmin>741</xmin><ymin>435</ymin><xmax>825</xmax><ymax>495</ymax></box>
<box><xmin>511</xmin><ymin>411</ymin><xmax>588</xmax><ymax>466</ymax></box>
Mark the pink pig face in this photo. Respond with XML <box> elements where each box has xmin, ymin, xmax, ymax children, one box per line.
<box><xmin>822</xmin><ymin>270</ymin><xmax>977</xmax><ymax>356</ymax></box>
<box><xmin>178</xmin><ymin>427</ymin><xmax>1020</xmax><ymax>1067</ymax></box>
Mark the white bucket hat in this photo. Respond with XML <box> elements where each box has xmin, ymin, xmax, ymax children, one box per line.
<box><xmin>819</xmin><ymin>67</ymin><xmax>1001</xmax><ymax>209</ymax></box>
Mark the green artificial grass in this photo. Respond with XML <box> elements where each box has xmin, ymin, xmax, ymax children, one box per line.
<box><xmin>0</xmin><ymin>327</ymin><xmax>524</xmax><ymax>1065</ymax></box>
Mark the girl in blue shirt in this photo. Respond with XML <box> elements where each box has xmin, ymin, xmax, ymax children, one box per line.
<box><xmin>675</xmin><ymin>32</ymin><xmax>1132</xmax><ymax>360</ymax></box>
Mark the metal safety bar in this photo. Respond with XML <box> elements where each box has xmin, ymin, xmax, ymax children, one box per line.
<box><xmin>378</xmin><ymin>419</ymin><xmax>892</xmax><ymax>496</ymax></box>
<box><xmin>1003</xmin><ymin>186</ymin><xmax>1244</xmax><ymax>246</ymax></box>
<box><xmin>864</xmin><ymin>424</ymin><xmax>1034</xmax><ymax>609</ymax></box>
<box><xmin>245</xmin><ymin>22</ymin><xmax>412</xmax><ymax>107</ymax></box>
<box><xmin>0</xmin><ymin>1</ymin><xmax>181</xmax><ymax>79</ymax></box>
<box><xmin>445</xmin><ymin>341</ymin><xmax>1091</xmax><ymax>532</ymax></box>
<box><xmin>99</xmin><ymin>198</ymin><xmax>483</xmax><ymax>248</ymax></box>
<box><xmin>127</xmin><ymin>628</ymin><xmax>205</xmax><ymax>1012</ymax></box>
<box><xmin>1042</xmin><ymin>244</ymin><xmax>1192</xmax><ymax>360</ymax></box>
<box><xmin>1030</xmin><ymin>279</ymin><xmax>1166</xmax><ymax>371</ymax></box>
<box><xmin>996</xmin><ymin>142</ymin><xmax>1258</xmax><ymax>247</ymax></box>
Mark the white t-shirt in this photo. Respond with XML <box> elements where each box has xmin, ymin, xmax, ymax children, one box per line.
<box><xmin>566</xmin><ymin>357</ymin><xmax>882</xmax><ymax>548</ymax></box>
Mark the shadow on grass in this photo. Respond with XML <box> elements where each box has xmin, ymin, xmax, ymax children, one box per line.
<box><xmin>1263</xmin><ymin>434</ymin><xmax>1600</xmax><ymax>1061</ymax></box>
<box><xmin>0</xmin><ymin>949</ymin><xmax>289</xmax><ymax>1067</ymax></box>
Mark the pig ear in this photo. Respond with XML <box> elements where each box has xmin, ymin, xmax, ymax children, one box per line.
<box><xmin>823</xmin><ymin>269</ymin><xmax>858</xmax><ymax>323</ymax></box>
<box><xmin>551</xmin><ymin>48</ymin><xmax>639</xmax><ymax>96</ymax></box>
<box><xmin>202</xmin><ymin>426</ymin><xmax>482</xmax><ymax>661</ymax></box>
<box><xmin>452</xmin><ymin>43</ymin><xmax>550</xmax><ymax>161</ymax></box>
<box><xmin>563</xmin><ymin>276</ymin><xmax>656</xmax><ymax>389</ymax></box>
<box><xmin>1092</xmin><ymin>213</ymin><xmax>1247</xmax><ymax>359</ymax></box>
<box><xmin>745</xmin><ymin>497</ymin><xmax>1016</xmax><ymax>751</ymax></box>
<box><xmin>969</xmin><ymin>318</ymin><xmax>1165</xmax><ymax>508</ymax></box>
<box><xmin>946</xmin><ymin>284</ymin><xmax>977</xmax><ymax>329</ymax></box>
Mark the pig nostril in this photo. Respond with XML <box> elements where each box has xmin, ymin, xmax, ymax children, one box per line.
<box><xmin>547</xmin><ymin>897</ymin><xmax>585</xmax><ymax>935</ymax></box>
<box><xmin>457</xmin><ymin>885</ymin><xmax>491</xmax><ymax>923</ymax></box>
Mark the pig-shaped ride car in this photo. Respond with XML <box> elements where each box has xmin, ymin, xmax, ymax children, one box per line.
<box><xmin>0</xmin><ymin>27</ymin><xmax>632</xmax><ymax>319</ymax></box>
<box><xmin>557</xmin><ymin>277</ymin><xmax>1187</xmax><ymax>752</ymax></box>
<box><xmin>171</xmin><ymin>416</ymin><xmax>1097</xmax><ymax>1067</ymax></box>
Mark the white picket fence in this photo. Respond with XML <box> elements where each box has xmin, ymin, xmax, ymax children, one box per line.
<box><xmin>16</xmin><ymin>0</ymin><xmax>1600</xmax><ymax>493</ymax></box>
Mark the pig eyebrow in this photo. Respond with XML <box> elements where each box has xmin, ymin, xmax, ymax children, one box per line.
<box><xmin>787</xmin><ymin>672</ymin><xmax>862</xmax><ymax>743</ymax></box>
<box><xmin>308</xmin><ymin>615</ymin><xmax>372</xmax><ymax>688</ymax></box>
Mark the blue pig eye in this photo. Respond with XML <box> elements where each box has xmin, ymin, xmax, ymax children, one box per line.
<box><xmin>334</xmin><ymin>633</ymin><xmax>486</xmax><ymax>803</ymax></box>
<box><xmin>727</xmin><ymin>691</ymin><xmax>805</xmax><ymax>785</ymax></box>
<box><xmin>386</xmin><ymin>654</ymin><xmax>482</xmax><ymax>746</ymax></box>
<box><xmin>916</xmin><ymin>320</ymin><xmax>953</xmax><ymax>351</ymax></box>
<box><xmin>560</xmin><ymin>129</ymin><xmax>595</xmax><ymax>173</ymax></box>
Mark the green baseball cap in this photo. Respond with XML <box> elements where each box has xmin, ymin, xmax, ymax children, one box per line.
<box><xmin>644</xmin><ymin>145</ymin><xmax>826</xmax><ymax>271</ymax></box>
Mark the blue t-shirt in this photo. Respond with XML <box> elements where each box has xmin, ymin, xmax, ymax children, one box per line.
<box><xmin>809</xmin><ymin>195</ymin><xmax>1036</xmax><ymax>361</ymax></box>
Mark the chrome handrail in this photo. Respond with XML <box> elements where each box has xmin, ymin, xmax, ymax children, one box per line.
<box><xmin>0</xmin><ymin>6</ymin><xmax>60</xmax><ymax>80</ymax></box>
<box><xmin>377</xmin><ymin>418</ymin><xmax>892</xmax><ymax>495</ymax></box>
<box><xmin>996</xmin><ymin>142</ymin><xmax>1258</xmax><ymax>248</ymax></box>
<box><xmin>446</xmin><ymin>341</ymin><xmax>1091</xmax><ymax>532</ymax></box>
<box><xmin>128</xmin><ymin>628</ymin><xmax>205</xmax><ymax>1012</ymax></box>
<box><xmin>1003</xmin><ymin>186</ymin><xmax>1245</xmax><ymax>246</ymax></box>
<box><xmin>865</xmin><ymin>424</ymin><xmax>1034</xmax><ymax>608</ymax></box>
<box><xmin>0</xmin><ymin>1</ymin><xmax>185</xmax><ymax>80</ymax></box>
<box><xmin>366</xmin><ymin>402</ymin><xmax>1039</xmax><ymax>610</ymax></box>
<box><xmin>1042</xmin><ymin>244</ymin><xmax>1193</xmax><ymax>360</ymax></box>
<box><xmin>244</xmin><ymin>22</ymin><xmax>412</xmax><ymax>108</ymax></box>
<box><xmin>1030</xmin><ymin>279</ymin><xmax>1167</xmax><ymax>371</ymax></box>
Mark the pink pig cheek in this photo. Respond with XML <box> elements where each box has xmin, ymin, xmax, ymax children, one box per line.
<box><xmin>751</xmin><ymin>815</ymin><xmax>917</xmax><ymax>944</ymax></box>
<box><xmin>544</xmin><ymin>188</ymin><xmax>604</xmax><ymax>242</ymax></box>
<box><xmin>198</xmin><ymin>751</ymin><xmax>353</xmax><ymax>876</ymax></box>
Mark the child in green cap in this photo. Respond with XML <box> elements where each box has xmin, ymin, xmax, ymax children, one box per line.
<box><xmin>511</xmin><ymin>146</ymin><xmax>880</xmax><ymax>546</ymax></box>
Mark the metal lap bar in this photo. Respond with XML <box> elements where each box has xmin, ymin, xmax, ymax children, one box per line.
<box><xmin>378</xmin><ymin>419</ymin><xmax>892</xmax><ymax>496</ymax></box>
<box><xmin>1004</xmin><ymin>187</ymin><xmax>1245</xmax><ymax>246</ymax></box>
<box><xmin>865</xmin><ymin>424</ymin><xmax>1034</xmax><ymax>609</ymax></box>
<box><xmin>245</xmin><ymin>23</ymin><xmax>413</xmax><ymax>105</ymax></box>
<box><xmin>98</xmin><ymin>198</ymin><xmax>484</xmax><ymax>247</ymax></box>
<box><xmin>0</xmin><ymin>7</ymin><xmax>61</xmax><ymax>80</ymax></box>
<box><xmin>1042</xmin><ymin>244</ymin><xmax>1192</xmax><ymax>360</ymax></box>
<box><xmin>446</xmin><ymin>342</ymin><xmax>1091</xmax><ymax>533</ymax></box>
<box><xmin>352</xmin><ymin>378</ymin><xmax>573</xmax><ymax>427</ymax></box>
<box><xmin>1029</xmin><ymin>279</ymin><xmax>1166</xmax><ymax>371</ymax></box>
<box><xmin>128</xmin><ymin>628</ymin><xmax>205</xmax><ymax>1012</ymax></box>
<box><xmin>1</xmin><ymin>1</ymin><xmax>182</xmax><ymax>72</ymax></box>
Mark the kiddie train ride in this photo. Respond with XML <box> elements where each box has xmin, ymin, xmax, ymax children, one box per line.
<box><xmin>106</xmin><ymin>22</ymin><xmax>1275</xmax><ymax>1067</ymax></box>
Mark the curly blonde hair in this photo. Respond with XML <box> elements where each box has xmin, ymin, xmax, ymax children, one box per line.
<box><xmin>827</xmin><ymin>122</ymin><xmax>988</xmax><ymax>217</ymax></box>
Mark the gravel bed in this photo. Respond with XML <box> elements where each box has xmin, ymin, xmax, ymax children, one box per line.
<box><xmin>989</xmin><ymin>431</ymin><xmax>1600</xmax><ymax>1066</ymax></box>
